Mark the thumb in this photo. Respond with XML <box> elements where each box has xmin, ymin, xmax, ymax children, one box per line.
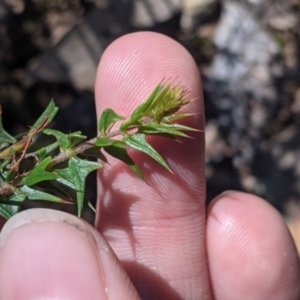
<box><xmin>0</xmin><ymin>209</ymin><xmax>139</xmax><ymax>300</ymax></box>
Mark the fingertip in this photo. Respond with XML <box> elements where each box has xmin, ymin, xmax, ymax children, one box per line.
<box><xmin>207</xmin><ymin>191</ymin><xmax>300</xmax><ymax>299</ymax></box>
<box><xmin>0</xmin><ymin>209</ymin><xmax>139</xmax><ymax>300</ymax></box>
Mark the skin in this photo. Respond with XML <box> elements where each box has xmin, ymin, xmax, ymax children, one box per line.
<box><xmin>0</xmin><ymin>32</ymin><xmax>299</xmax><ymax>300</ymax></box>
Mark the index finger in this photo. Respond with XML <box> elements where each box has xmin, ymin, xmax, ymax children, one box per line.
<box><xmin>95</xmin><ymin>32</ymin><xmax>209</xmax><ymax>299</ymax></box>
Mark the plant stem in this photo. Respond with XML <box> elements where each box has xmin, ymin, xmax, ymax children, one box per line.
<box><xmin>49</xmin><ymin>128</ymin><xmax>124</xmax><ymax>168</ymax></box>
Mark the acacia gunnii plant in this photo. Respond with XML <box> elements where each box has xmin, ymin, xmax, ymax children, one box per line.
<box><xmin>0</xmin><ymin>83</ymin><xmax>198</xmax><ymax>219</ymax></box>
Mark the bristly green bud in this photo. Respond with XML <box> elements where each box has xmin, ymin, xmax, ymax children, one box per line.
<box><xmin>142</xmin><ymin>83</ymin><xmax>190</xmax><ymax>122</ymax></box>
<box><xmin>121</xmin><ymin>83</ymin><xmax>191</xmax><ymax>131</ymax></box>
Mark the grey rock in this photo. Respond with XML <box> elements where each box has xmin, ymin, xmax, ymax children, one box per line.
<box><xmin>207</xmin><ymin>2</ymin><xmax>279</xmax><ymax>167</ymax></box>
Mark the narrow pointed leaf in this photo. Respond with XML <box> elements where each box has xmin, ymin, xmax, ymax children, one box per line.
<box><xmin>163</xmin><ymin>112</ymin><xmax>194</xmax><ymax>123</ymax></box>
<box><xmin>82</xmin><ymin>146</ymin><xmax>108</xmax><ymax>163</ymax></box>
<box><xmin>9</xmin><ymin>194</ymin><xmax>27</xmax><ymax>202</ymax></box>
<box><xmin>130</xmin><ymin>84</ymin><xmax>163</xmax><ymax>122</ymax></box>
<box><xmin>104</xmin><ymin>141</ymin><xmax>144</xmax><ymax>179</ymax></box>
<box><xmin>30</xmin><ymin>100</ymin><xmax>58</xmax><ymax>133</ymax></box>
<box><xmin>139</xmin><ymin>123</ymin><xmax>190</xmax><ymax>137</ymax></box>
<box><xmin>88</xmin><ymin>201</ymin><xmax>96</xmax><ymax>213</ymax></box>
<box><xmin>36</xmin><ymin>147</ymin><xmax>47</xmax><ymax>160</ymax></box>
<box><xmin>28</xmin><ymin>142</ymin><xmax>59</xmax><ymax>161</ymax></box>
<box><xmin>124</xmin><ymin>133</ymin><xmax>172</xmax><ymax>172</ymax></box>
<box><xmin>5</xmin><ymin>169</ymin><xmax>17</xmax><ymax>182</ymax></box>
<box><xmin>99</xmin><ymin>109</ymin><xmax>125</xmax><ymax>135</ymax></box>
<box><xmin>0</xmin><ymin>132</ymin><xmax>16</xmax><ymax>144</ymax></box>
<box><xmin>161</xmin><ymin>123</ymin><xmax>199</xmax><ymax>132</ymax></box>
<box><xmin>0</xmin><ymin>107</ymin><xmax>16</xmax><ymax>144</ymax></box>
<box><xmin>142</xmin><ymin>122</ymin><xmax>200</xmax><ymax>137</ymax></box>
<box><xmin>0</xmin><ymin>203</ymin><xmax>21</xmax><ymax>219</ymax></box>
<box><xmin>149</xmin><ymin>84</ymin><xmax>171</xmax><ymax>110</ymax></box>
<box><xmin>121</xmin><ymin>84</ymin><xmax>164</xmax><ymax>131</ymax></box>
<box><xmin>95</xmin><ymin>137</ymin><xmax>115</xmax><ymax>147</ymax></box>
<box><xmin>0</xmin><ymin>193</ymin><xmax>25</xmax><ymax>219</ymax></box>
<box><xmin>19</xmin><ymin>185</ymin><xmax>63</xmax><ymax>202</ymax></box>
<box><xmin>0</xmin><ymin>160</ymin><xmax>9</xmax><ymax>174</ymax></box>
<box><xmin>24</xmin><ymin>157</ymin><xmax>58</xmax><ymax>186</ymax></box>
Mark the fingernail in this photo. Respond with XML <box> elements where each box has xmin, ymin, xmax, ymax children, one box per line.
<box><xmin>0</xmin><ymin>209</ymin><xmax>108</xmax><ymax>300</ymax></box>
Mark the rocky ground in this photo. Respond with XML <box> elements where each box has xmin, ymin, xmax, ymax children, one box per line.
<box><xmin>1</xmin><ymin>0</ymin><xmax>300</xmax><ymax>248</ymax></box>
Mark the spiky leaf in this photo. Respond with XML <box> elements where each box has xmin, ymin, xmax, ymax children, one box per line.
<box><xmin>95</xmin><ymin>137</ymin><xmax>115</xmax><ymax>147</ymax></box>
<box><xmin>29</xmin><ymin>100</ymin><xmax>58</xmax><ymax>134</ymax></box>
<box><xmin>124</xmin><ymin>133</ymin><xmax>172</xmax><ymax>172</ymax></box>
<box><xmin>19</xmin><ymin>185</ymin><xmax>63</xmax><ymax>202</ymax></box>
<box><xmin>104</xmin><ymin>141</ymin><xmax>144</xmax><ymax>179</ymax></box>
<box><xmin>82</xmin><ymin>146</ymin><xmax>108</xmax><ymax>163</ymax></box>
<box><xmin>99</xmin><ymin>109</ymin><xmax>125</xmax><ymax>135</ymax></box>
<box><xmin>55</xmin><ymin>157</ymin><xmax>102</xmax><ymax>216</ymax></box>
<box><xmin>23</xmin><ymin>157</ymin><xmax>58</xmax><ymax>186</ymax></box>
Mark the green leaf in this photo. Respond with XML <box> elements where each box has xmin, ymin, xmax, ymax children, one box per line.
<box><xmin>104</xmin><ymin>141</ymin><xmax>144</xmax><ymax>179</ymax></box>
<box><xmin>139</xmin><ymin>123</ymin><xmax>191</xmax><ymax>137</ymax></box>
<box><xmin>82</xmin><ymin>146</ymin><xmax>108</xmax><ymax>163</ymax></box>
<box><xmin>148</xmin><ymin>84</ymin><xmax>171</xmax><ymax>111</ymax></box>
<box><xmin>55</xmin><ymin>157</ymin><xmax>102</xmax><ymax>216</ymax></box>
<box><xmin>120</xmin><ymin>84</ymin><xmax>164</xmax><ymax>131</ymax></box>
<box><xmin>23</xmin><ymin>157</ymin><xmax>58</xmax><ymax>186</ymax></box>
<box><xmin>130</xmin><ymin>84</ymin><xmax>164</xmax><ymax>122</ymax></box>
<box><xmin>55</xmin><ymin>171</ymin><xmax>76</xmax><ymax>190</ymax></box>
<box><xmin>30</xmin><ymin>100</ymin><xmax>59</xmax><ymax>134</ymax></box>
<box><xmin>124</xmin><ymin>133</ymin><xmax>172</xmax><ymax>172</ymax></box>
<box><xmin>68</xmin><ymin>132</ymin><xmax>86</xmax><ymax>146</ymax></box>
<box><xmin>43</xmin><ymin>129</ymin><xmax>86</xmax><ymax>150</ymax></box>
<box><xmin>142</xmin><ymin>122</ymin><xmax>199</xmax><ymax>137</ymax></box>
<box><xmin>88</xmin><ymin>201</ymin><xmax>96</xmax><ymax>213</ymax></box>
<box><xmin>0</xmin><ymin>193</ymin><xmax>25</xmax><ymax>219</ymax></box>
<box><xmin>162</xmin><ymin>112</ymin><xmax>194</xmax><ymax>123</ymax></box>
<box><xmin>9</xmin><ymin>193</ymin><xmax>27</xmax><ymax>202</ymax></box>
<box><xmin>95</xmin><ymin>137</ymin><xmax>115</xmax><ymax>147</ymax></box>
<box><xmin>0</xmin><ymin>203</ymin><xmax>21</xmax><ymax>219</ymax></box>
<box><xmin>43</xmin><ymin>129</ymin><xmax>70</xmax><ymax>149</ymax></box>
<box><xmin>98</xmin><ymin>109</ymin><xmax>125</xmax><ymax>135</ymax></box>
<box><xmin>163</xmin><ymin>123</ymin><xmax>199</xmax><ymax>132</ymax></box>
<box><xmin>5</xmin><ymin>169</ymin><xmax>17</xmax><ymax>182</ymax></box>
<box><xmin>35</xmin><ymin>147</ymin><xmax>47</xmax><ymax>160</ymax></box>
<box><xmin>29</xmin><ymin>142</ymin><xmax>59</xmax><ymax>161</ymax></box>
<box><xmin>0</xmin><ymin>160</ymin><xmax>9</xmax><ymax>173</ymax></box>
<box><xmin>19</xmin><ymin>185</ymin><xmax>63</xmax><ymax>202</ymax></box>
<box><xmin>121</xmin><ymin>83</ymin><xmax>190</xmax><ymax>130</ymax></box>
<box><xmin>0</xmin><ymin>109</ymin><xmax>16</xmax><ymax>145</ymax></box>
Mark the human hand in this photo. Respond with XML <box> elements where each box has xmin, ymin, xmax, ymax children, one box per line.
<box><xmin>0</xmin><ymin>32</ymin><xmax>299</xmax><ymax>300</ymax></box>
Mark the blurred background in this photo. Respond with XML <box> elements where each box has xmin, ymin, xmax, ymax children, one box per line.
<box><xmin>1</xmin><ymin>0</ymin><xmax>300</xmax><ymax>250</ymax></box>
